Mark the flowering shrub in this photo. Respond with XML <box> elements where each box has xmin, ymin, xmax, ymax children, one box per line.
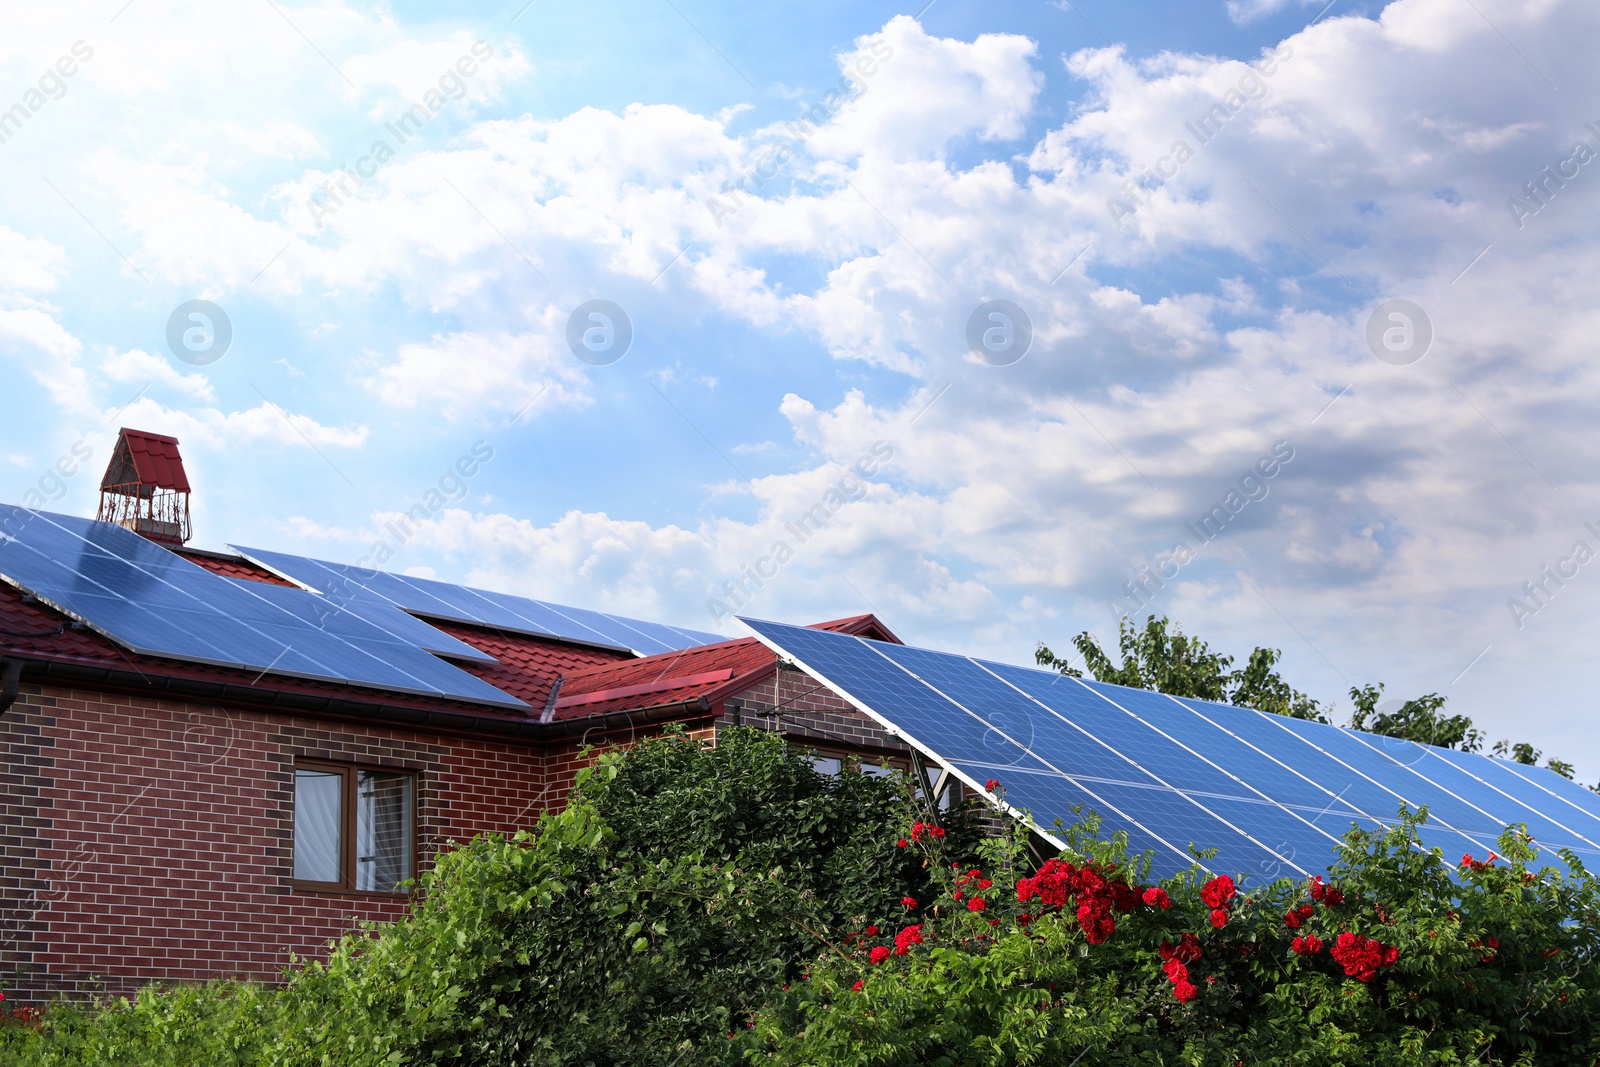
<box><xmin>743</xmin><ymin>806</ymin><xmax>1600</xmax><ymax>1065</ymax></box>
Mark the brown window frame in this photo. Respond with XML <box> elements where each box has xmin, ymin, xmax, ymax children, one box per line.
<box><xmin>801</xmin><ymin>745</ymin><xmax>910</xmax><ymax>777</ymax></box>
<box><xmin>291</xmin><ymin>760</ymin><xmax>418</xmax><ymax>897</ymax></box>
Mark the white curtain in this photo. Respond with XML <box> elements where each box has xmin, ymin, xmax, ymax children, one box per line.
<box><xmin>294</xmin><ymin>769</ymin><xmax>342</xmax><ymax>882</ymax></box>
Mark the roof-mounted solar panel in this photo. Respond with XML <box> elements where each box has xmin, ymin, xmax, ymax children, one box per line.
<box><xmin>232</xmin><ymin>544</ymin><xmax>722</xmax><ymax>655</ymax></box>
<box><xmin>0</xmin><ymin>507</ymin><xmax>526</xmax><ymax>710</ymax></box>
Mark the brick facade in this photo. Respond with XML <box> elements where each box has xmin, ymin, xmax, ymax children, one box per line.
<box><xmin>0</xmin><ymin>659</ymin><xmax>897</xmax><ymax>1004</ymax></box>
<box><xmin>0</xmin><ymin>683</ymin><xmax>552</xmax><ymax>1003</ymax></box>
<box><xmin>723</xmin><ymin>663</ymin><xmax>911</xmax><ymax>761</ymax></box>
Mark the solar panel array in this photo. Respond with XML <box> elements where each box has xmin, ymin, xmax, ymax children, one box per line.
<box><xmin>233</xmin><ymin>545</ymin><xmax>722</xmax><ymax>656</ymax></box>
<box><xmin>0</xmin><ymin>507</ymin><xmax>525</xmax><ymax>709</ymax></box>
<box><xmin>740</xmin><ymin>616</ymin><xmax>1600</xmax><ymax>881</ymax></box>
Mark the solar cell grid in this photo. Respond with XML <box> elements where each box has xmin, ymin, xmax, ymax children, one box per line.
<box><xmin>0</xmin><ymin>508</ymin><xmax>527</xmax><ymax>709</ymax></box>
<box><xmin>740</xmin><ymin>616</ymin><xmax>1586</xmax><ymax>880</ymax></box>
<box><xmin>1372</xmin><ymin>741</ymin><xmax>1600</xmax><ymax>854</ymax></box>
<box><xmin>233</xmin><ymin>544</ymin><xmax>722</xmax><ymax>654</ymax></box>
<box><xmin>1264</xmin><ymin>714</ymin><xmax>1550</xmax><ymax>856</ymax></box>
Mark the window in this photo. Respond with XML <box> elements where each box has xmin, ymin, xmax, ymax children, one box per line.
<box><xmin>810</xmin><ymin>755</ymin><xmax>843</xmax><ymax>776</ymax></box>
<box><xmin>293</xmin><ymin>763</ymin><xmax>415</xmax><ymax>893</ymax></box>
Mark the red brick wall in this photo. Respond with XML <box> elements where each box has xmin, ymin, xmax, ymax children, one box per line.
<box><xmin>0</xmin><ymin>683</ymin><xmax>544</xmax><ymax>1004</ymax></box>
<box><xmin>0</xmin><ymin>671</ymin><xmax>890</xmax><ymax>1006</ymax></box>
<box><xmin>726</xmin><ymin>666</ymin><xmax>910</xmax><ymax>759</ymax></box>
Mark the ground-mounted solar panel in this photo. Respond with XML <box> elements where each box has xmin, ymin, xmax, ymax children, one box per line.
<box><xmin>1480</xmin><ymin>756</ymin><xmax>1600</xmax><ymax>841</ymax></box>
<box><xmin>0</xmin><ymin>507</ymin><xmax>526</xmax><ymax>710</ymax></box>
<box><xmin>739</xmin><ymin>616</ymin><xmax>1594</xmax><ymax>881</ymax></box>
<box><xmin>234</xmin><ymin>544</ymin><xmax>722</xmax><ymax>655</ymax></box>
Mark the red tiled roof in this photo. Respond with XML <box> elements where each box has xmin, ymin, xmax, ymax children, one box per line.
<box><xmin>429</xmin><ymin>620</ymin><xmax>629</xmax><ymax>710</ymax></box>
<box><xmin>1</xmin><ymin>531</ymin><xmax>904</xmax><ymax>737</ymax></box>
<box><xmin>811</xmin><ymin>614</ymin><xmax>904</xmax><ymax>643</ymax></box>
<box><xmin>176</xmin><ymin>548</ymin><xmax>296</xmax><ymax>586</ymax></box>
<box><xmin>549</xmin><ymin>613</ymin><xmax>900</xmax><ymax>720</ymax></box>
<box><xmin>103</xmin><ymin>429</ymin><xmax>191</xmax><ymax>492</ymax></box>
<box><xmin>551</xmin><ymin>637</ymin><xmax>775</xmax><ymax>720</ymax></box>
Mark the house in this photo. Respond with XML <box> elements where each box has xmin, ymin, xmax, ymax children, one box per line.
<box><xmin>14</xmin><ymin>434</ymin><xmax>1578</xmax><ymax>1008</ymax></box>
<box><xmin>0</xmin><ymin>430</ymin><xmax>932</xmax><ymax>1004</ymax></box>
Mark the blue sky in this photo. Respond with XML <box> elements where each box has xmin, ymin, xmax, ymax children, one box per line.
<box><xmin>3</xmin><ymin>0</ymin><xmax>1598</xmax><ymax>775</ymax></box>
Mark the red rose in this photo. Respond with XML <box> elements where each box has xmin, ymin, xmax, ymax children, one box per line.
<box><xmin>1209</xmin><ymin>908</ymin><xmax>1229</xmax><ymax>929</ymax></box>
<box><xmin>1173</xmin><ymin>981</ymin><xmax>1199</xmax><ymax>1003</ymax></box>
<box><xmin>869</xmin><ymin>946</ymin><xmax>890</xmax><ymax>965</ymax></box>
<box><xmin>967</xmin><ymin>898</ymin><xmax>987</xmax><ymax>912</ymax></box>
<box><xmin>1199</xmin><ymin>875</ymin><xmax>1236</xmax><ymax>909</ymax></box>
<box><xmin>1142</xmin><ymin>887</ymin><xmax>1172</xmax><ymax>909</ymax></box>
<box><xmin>985</xmin><ymin>778</ymin><xmax>999</xmax><ymax>790</ymax></box>
<box><xmin>901</xmin><ymin>896</ymin><xmax>918</xmax><ymax>909</ymax></box>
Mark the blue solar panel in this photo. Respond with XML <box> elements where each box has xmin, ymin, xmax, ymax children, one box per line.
<box><xmin>1258</xmin><ymin>714</ymin><xmax>1571</xmax><ymax>864</ymax></box>
<box><xmin>1480</xmin><ymin>757</ymin><xmax>1600</xmax><ymax>842</ymax></box>
<box><xmin>1358</xmin><ymin>739</ymin><xmax>1600</xmax><ymax>861</ymax></box>
<box><xmin>234</xmin><ymin>544</ymin><xmax>722</xmax><ymax>655</ymax></box>
<box><xmin>0</xmin><ymin>507</ymin><xmax>526</xmax><ymax>709</ymax></box>
<box><xmin>221</xmin><ymin>578</ymin><xmax>495</xmax><ymax>664</ymax></box>
<box><xmin>740</xmin><ymin>616</ymin><xmax>1588</xmax><ymax>879</ymax></box>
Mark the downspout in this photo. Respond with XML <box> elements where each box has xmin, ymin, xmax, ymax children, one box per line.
<box><xmin>0</xmin><ymin>658</ymin><xmax>23</xmax><ymax>719</ymax></box>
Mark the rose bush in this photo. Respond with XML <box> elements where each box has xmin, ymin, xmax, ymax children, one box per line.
<box><xmin>742</xmin><ymin>799</ymin><xmax>1600</xmax><ymax>1066</ymax></box>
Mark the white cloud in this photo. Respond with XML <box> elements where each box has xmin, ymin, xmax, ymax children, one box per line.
<box><xmin>344</xmin><ymin>33</ymin><xmax>531</xmax><ymax>114</ymax></box>
<box><xmin>363</xmin><ymin>326</ymin><xmax>590</xmax><ymax>420</ymax></box>
<box><xmin>7</xmin><ymin>0</ymin><xmax>1600</xmax><ymax>770</ymax></box>
<box><xmin>0</xmin><ymin>227</ymin><xmax>66</xmax><ymax>292</ymax></box>
<box><xmin>100</xmin><ymin>347</ymin><xmax>216</xmax><ymax>403</ymax></box>
<box><xmin>113</xmin><ymin>397</ymin><xmax>369</xmax><ymax>452</ymax></box>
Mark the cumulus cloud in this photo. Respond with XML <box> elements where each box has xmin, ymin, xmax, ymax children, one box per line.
<box><xmin>7</xmin><ymin>0</ymin><xmax>1600</xmax><ymax>769</ymax></box>
<box><xmin>0</xmin><ymin>227</ymin><xmax>66</xmax><ymax>292</ymax></box>
<box><xmin>100</xmin><ymin>347</ymin><xmax>217</xmax><ymax>403</ymax></box>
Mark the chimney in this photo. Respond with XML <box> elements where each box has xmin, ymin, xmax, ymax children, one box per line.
<box><xmin>96</xmin><ymin>428</ymin><xmax>193</xmax><ymax>546</ymax></box>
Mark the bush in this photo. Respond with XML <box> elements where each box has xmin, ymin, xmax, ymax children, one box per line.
<box><xmin>744</xmin><ymin>799</ymin><xmax>1600</xmax><ymax>1065</ymax></box>
<box><xmin>8</xmin><ymin>731</ymin><xmax>1600</xmax><ymax>1065</ymax></box>
<box><xmin>2</xmin><ymin>727</ymin><xmax>963</xmax><ymax>1066</ymax></box>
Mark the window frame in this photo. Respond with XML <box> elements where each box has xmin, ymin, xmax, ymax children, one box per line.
<box><xmin>800</xmin><ymin>744</ymin><xmax>910</xmax><ymax>778</ymax></box>
<box><xmin>290</xmin><ymin>759</ymin><xmax>418</xmax><ymax>897</ymax></box>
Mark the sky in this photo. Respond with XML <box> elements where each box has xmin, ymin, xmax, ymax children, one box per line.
<box><xmin>2</xmin><ymin>0</ymin><xmax>1597</xmax><ymax>775</ymax></box>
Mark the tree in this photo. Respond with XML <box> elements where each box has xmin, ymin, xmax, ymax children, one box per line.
<box><xmin>1347</xmin><ymin>683</ymin><xmax>1482</xmax><ymax>752</ymax></box>
<box><xmin>1037</xmin><ymin>614</ymin><xmax>1329</xmax><ymax>722</ymax></box>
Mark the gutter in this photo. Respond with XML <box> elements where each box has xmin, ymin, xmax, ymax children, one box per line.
<box><xmin>4</xmin><ymin>655</ymin><xmax>711</xmax><ymax>743</ymax></box>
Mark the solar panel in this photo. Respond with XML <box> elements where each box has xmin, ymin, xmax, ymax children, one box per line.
<box><xmin>739</xmin><ymin>616</ymin><xmax>1592</xmax><ymax>881</ymax></box>
<box><xmin>0</xmin><ymin>507</ymin><xmax>526</xmax><ymax>710</ymax></box>
<box><xmin>220</xmin><ymin>578</ymin><xmax>496</xmax><ymax>664</ymax></box>
<box><xmin>232</xmin><ymin>544</ymin><xmax>723</xmax><ymax>655</ymax></box>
